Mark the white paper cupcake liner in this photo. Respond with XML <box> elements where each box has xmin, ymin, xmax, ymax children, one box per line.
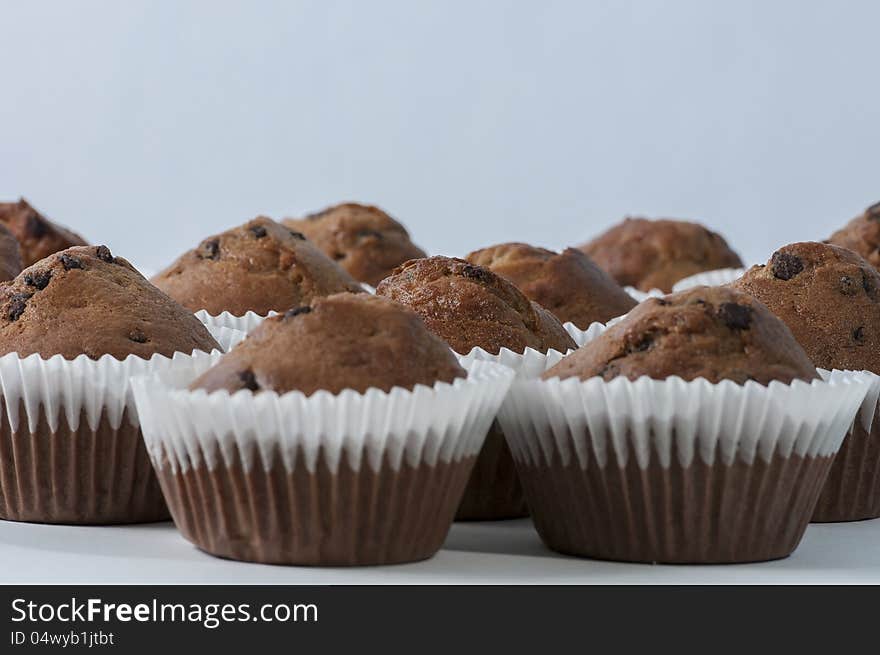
<box><xmin>499</xmin><ymin>367</ymin><xmax>870</xmax><ymax>470</ymax></box>
<box><xmin>195</xmin><ymin>309</ymin><xmax>276</xmax><ymax>334</ymax></box>
<box><xmin>623</xmin><ymin>286</ymin><xmax>664</xmax><ymax>302</ymax></box>
<box><xmin>131</xmin><ymin>358</ymin><xmax>513</xmax><ymax>565</ymax></box>
<box><xmin>495</xmin><ymin>353</ymin><xmax>870</xmax><ymax>562</ymax></box>
<box><xmin>671</xmin><ymin>267</ymin><xmax>747</xmax><ymax>292</ymax></box>
<box><xmin>813</xmin><ymin>370</ymin><xmax>880</xmax><ymax>522</ymax></box>
<box><xmin>0</xmin><ymin>325</ymin><xmax>246</xmax><ymax>524</ymax></box>
<box><xmin>132</xmin><ymin>359</ymin><xmax>513</xmax><ymax>475</ymax></box>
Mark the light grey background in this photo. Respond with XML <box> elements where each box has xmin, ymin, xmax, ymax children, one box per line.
<box><xmin>1</xmin><ymin>0</ymin><xmax>878</xmax><ymax>272</ymax></box>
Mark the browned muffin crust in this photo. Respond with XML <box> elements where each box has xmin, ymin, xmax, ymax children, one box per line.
<box><xmin>375</xmin><ymin>256</ymin><xmax>576</xmax><ymax>355</ymax></box>
<box><xmin>0</xmin><ymin>198</ymin><xmax>88</xmax><ymax>267</ymax></box>
<box><xmin>466</xmin><ymin>243</ymin><xmax>636</xmax><ymax>328</ymax></box>
<box><xmin>0</xmin><ymin>246</ymin><xmax>220</xmax><ymax>360</ymax></box>
<box><xmin>579</xmin><ymin>217</ymin><xmax>743</xmax><ymax>293</ymax></box>
<box><xmin>0</xmin><ymin>224</ymin><xmax>22</xmax><ymax>282</ymax></box>
<box><xmin>190</xmin><ymin>293</ymin><xmax>464</xmax><ymax>396</ymax></box>
<box><xmin>730</xmin><ymin>241</ymin><xmax>880</xmax><ymax>374</ymax></box>
<box><xmin>543</xmin><ymin>286</ymin><xmax>818</xmax><ymax>385</ymax></box>
<box><xmin>283</xmin><ymin>203</ymin><xmax>426</xmax><ymax>287</ymax></box>
<box><xmin>827</xmin><ymin>202</ymin><xmax>880</xmax><ymax>270</ymax></box>
<box><xmin>152</xmin><ymin>217</ymin><xmax>363</xmax><ymax>316</ymax></box>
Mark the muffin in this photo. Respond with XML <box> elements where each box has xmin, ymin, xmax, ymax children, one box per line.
<box><xmin>0</xmin><ymin>246</ymin><xmax>223</xmax><ymax>524</ymax></box>
<box><xmin>496</xmin><ymin>286</ymin><xmax>865</xmax><ymax>563</ymax></box>
<box><xmin>152</xmin><ymin>217</ymin><xmax>363</xmax><ymax>317</ymax></box>
<box><xmin>0</xmin><ymin>198</ymin><xmax>88</xmax><ymax>267</ymax></box>
<box><xmin>465</xmin><ymin>243</ymin><xmax>636</xmax><ymax>329</ymax></box>
<box><xmin>579</xmin><ymin>217</ymin><xmax>743</xmax><ymax>293</ymax></box>
<box><xmin>377</xmin><ymin>256</ymin><xmax>576</xmax><ymax>520</ymax></box>
<box><xmin>827</xmin><ymin>201</ymin><xmax>880</xmax><ymax>270</ymax></box>
<box><xmin>191</xmin><ymin>293</ymin><xmax>465</xmax><ymax>396</ymax></box>
<box><xmin>0</xmin><ymin>224</ymin><xmax>22</xmax><ymax>282</ymax></box>
<box><xmin>133</xmin><ymin>292</ymin><xmax>513</xmax><ymax>565</ymax></box>
<box><xmin>283</xmin><ymin>203</ymin><xmax>426</xmax><ymax>287</ymax></box>
<box><xmin>731</xmin><ymin>242</ymin><xmax>880</xmax><ymax>521</ymax></box>
<box><xmin>376</xmin><ymin>256</ymin><xmax>575</xmax><ymax>356</ymax></box>
<box><xmin>0</xmin><ymin>246</ymin><xmax>220</xmax><ymax>360</ymax></box>
<box><xmin>548</xmin><ymin>286</ymin><xmax>818</xmax><ymax>385</ymax></box>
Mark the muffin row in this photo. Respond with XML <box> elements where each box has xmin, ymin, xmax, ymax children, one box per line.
<box><xmin>0</xmin><ymin>197</ymin><xmax>879</xmax><ymax>568</ymax></box>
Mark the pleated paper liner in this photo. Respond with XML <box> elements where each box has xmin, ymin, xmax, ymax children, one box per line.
<box><xmin>195</xmin><ymin>309</ymin><xmax>275</xmax><ymax>334</ymax></box>
<box><xmin>194</xmin><ymin>284</ymin><xmax>376</xmax><ymax>333</ymax></box>
<box><xmin>671</xmin><ymin>267</ymin><xmax>747</xmax><ymax>292</ymax></box>
<box><xmin>812</xmin><ymin>371</ymin><xmax>880</xmax><ymax>522</ymax></box>
<box><xmin>0</xmin><ymin>326</ymin><xmax>246</xmax><ymax>525</ymax></box>
<box><xmin>497</xmin><ymin>358</ymin><xmax>870</xmax><ymax>564</ymax></box>
<box><xmin>131</xmin><ymin>359</ymin><xmax>513</xmax><ymax>566</ymax></box>
<box><xmin>455</xmin><ymin>345</ymin><xmax>580</xmax><ymax>521</ymax></box>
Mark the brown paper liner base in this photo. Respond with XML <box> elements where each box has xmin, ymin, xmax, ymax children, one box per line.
<box><xmin>0</xmin><ymin>402</ymin><xmax>169</xmax><ymax>524</ymax></box>
<box><xmin>813</xmin><ymin>415</ymin><xmax>880</xmax><ymax>522</ymax></box>
<box><xmin>516</xmin><ymin>433</ymin><xmax>833</xmax><ymax>564</ymax></box>
<box><xmin>456</xmin><ymin>421</ymin><xmax>528</xmax><ymax>521</ymax></box>
<box><xmin>156</xmin><ymin>444</ymin><xmax>476</xmax><ymax>566</ymax></box>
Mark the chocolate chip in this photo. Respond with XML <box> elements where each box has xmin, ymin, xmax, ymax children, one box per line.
<box><xmin>284</xmin><ymin>306</ymin><xmax>312</xmax><ymax>319</ymax></box>
<box><xmin>461</xmin><ymin>263</ymin><xmax>492</xmax><ymax>283</ymax></box>
<box><xmin>59</xmin><ymin>254</ymin><xmax>83</xmax><ymax>270</ymax></box>
<box><xmin>866</xmin><ymin>201</ymin><xmax>880</xmax><ymax>218</ymax></box>
<box><xmin>357</xmin><ymin>229</ymin><xmax>384</xmax><ymax>240</ymax></box>
<box><xmin>853</xmin><ymin>326</ymin><xmax>866</xmax><ymax>343</ymax></box>
<box><xmin>7</xmin><ymin>293</ymin><xmax>32</xmax><ymax>321</ymax></box>
<box><xmin>24</xmin><ymin>213</ymin><xmax>47</xmax><ymax>239</ymax></box>
<box><xmin>288</xmin><ymin>230</ymin><xmax>306</xmax><ymax>240</ymax></box>
<box><xmin>770</xmin><ymin>251</ymin><xmax>804</xmax><ymax>281</ymax></box>
<box><xmin>198</xmin><ymin>239</ymin><xmax>220</xmax><ymax>260</ymax></box>
<box><xmin>238</xmin><ymin>369</ymin><xmax>259</xmax><ymax>392</ymax></box>
<box><xmin>24</xmin><ymin>270</ymin><xmax>51</xmax><ymax>290</ymax></box>
<box><xmin>95</xmin><ymin>245</ymin><xmax>114</xmax><ymax>263</ymax></box>
<box><xmin>863</xmin><ymin>270</ymin><xmax>876</xmax><ymax>296</ymax></box>
<box><xmin>717</xmin><ymin>302</ymin><xmax>752</xmax><ymax>330</ymax></box>
<box><xmin>249</xmin><ymin>225</ymin><xmax>267</xmax><ymax>239</ymax></box>
<box><xmin>840</xmin><ymin>275</ymin><xmax>860</xmax><ymax>296</ymax></box>
<box><xmin>632</xmin><ymin>335</ymin><xmax>654</xmax><ymax>352</ymax></box>
<box><xmin>128</xmin><ymin>329</ymin><xmax>148</xmax><ymax>343</ymax></box>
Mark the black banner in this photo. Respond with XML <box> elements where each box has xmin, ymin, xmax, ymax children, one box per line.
<box><xmin>0</xmin><ymin>585</ymin><xmax>869</xmax><ymax>652</ymax></box>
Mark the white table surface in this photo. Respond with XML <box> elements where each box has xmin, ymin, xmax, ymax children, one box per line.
<box><xmin>1</xmin><ymin>517</ymin><xmax>878</xmax><ymax>585</ymax></box>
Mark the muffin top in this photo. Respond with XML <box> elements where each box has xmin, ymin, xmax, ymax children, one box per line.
<box><xmin>730</xmin><ymin>242</ymin><xmax>880</xmax><ymax>374</ymax></box>
<box><xmin>827</xmin><ymin>202</ymin><xmax>880</xmax><ymax>270</ymax></box>
<box><xmin>283</xmin><ymin>203</ymin><xmax>426</xmax><ymax>287</ymax></box>
<box><xmin>579</xmin><ymin>217</ymin><xmax>743</xmax><ymax>293</ymax></box>
<box><xmin>543</xmin><ymin>286</ymin><xmax>817</xmax><ymax>385</ymax></box>
<box><xmin>0</xmin><ymin>198</ymin><xmax>88</xmax><ymax>267</ymax></box>
<box><xmin>466</xmin><ymin>243</ymin><xmax>636</xmax><ymax>328</ymax></box>
<box><xmin>375</xmin><ymin>256</ymin><xmax>577</xmax><ymax>355</ymax></box>
<box><xmin>190</xmin><ymin>293</ymin><xmax>464</xmax><ymax>396</ymax></box>
<box><xmin>0</xmin><ymin>224</ymin><xmax>22</xmax><ymax>282</ymax></box>
<box><xmin>0</xmin><ymin>246</ymin><xmax>220</xmax><ymax>360</ymax></box>
<box><xmin>152</xmin><ymin>217</ymin><xmax>363</xmax><ymax>316</ymax></box>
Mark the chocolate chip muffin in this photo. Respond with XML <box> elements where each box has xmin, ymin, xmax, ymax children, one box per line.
<box><xmin>731</xmin><ymin>242</ymin><xmax>880</xmax><ymax>374</ymax></box>
<box><xmin>579</xmin><ymin>217</ymin><xmax>743</xmax><ymax>293</ymax></box>
<box><xmin>466</xmin><ymin>243</ymin><xmax>636</xmax><ymax>328</ymax></box>
<box><xmin>0</xmin><ymin>245</ymin><xmax>220</xmax><ymax>360</ymax></box>
<box><xmin>0</xmin><ymin>198</ymin><xmax>88</xmax><ymax>267</ymax></box>
<box><xmin>376</xmin><ymin>256</ymin><xmax>576</xmax><ymax>356</ymax></box>
<box><xmin>191</xmin><ymin>292</ymin><xmax>464</xmax><ymax>396</ymax></box>
<box><xmin>283</xmin><ymin>203</ymin><xmax>426</xmax><ymax>287</ymax></box>
<box><xmin>377</xmin><ymin>256</ymin><xmax>575</xmax><ymax>520</ymax></box>
<box><xmin>0</xmin><ymin>224</ymin><xmax>22</xmax><ymax>282</ymax></box>
<box><xmin>545</xmin><ymin>286</ymin><xmax>818</xmax><ymax>385</ymax></box>
<box><xmin>827</xmin><ymin>202</ymin><xmax>880</xmax><ymax>270</ymax></box>
<box><xmin>152</xmin><ymin>217</ymin><xmax>363</xmax><ymax>316</ymax></box>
